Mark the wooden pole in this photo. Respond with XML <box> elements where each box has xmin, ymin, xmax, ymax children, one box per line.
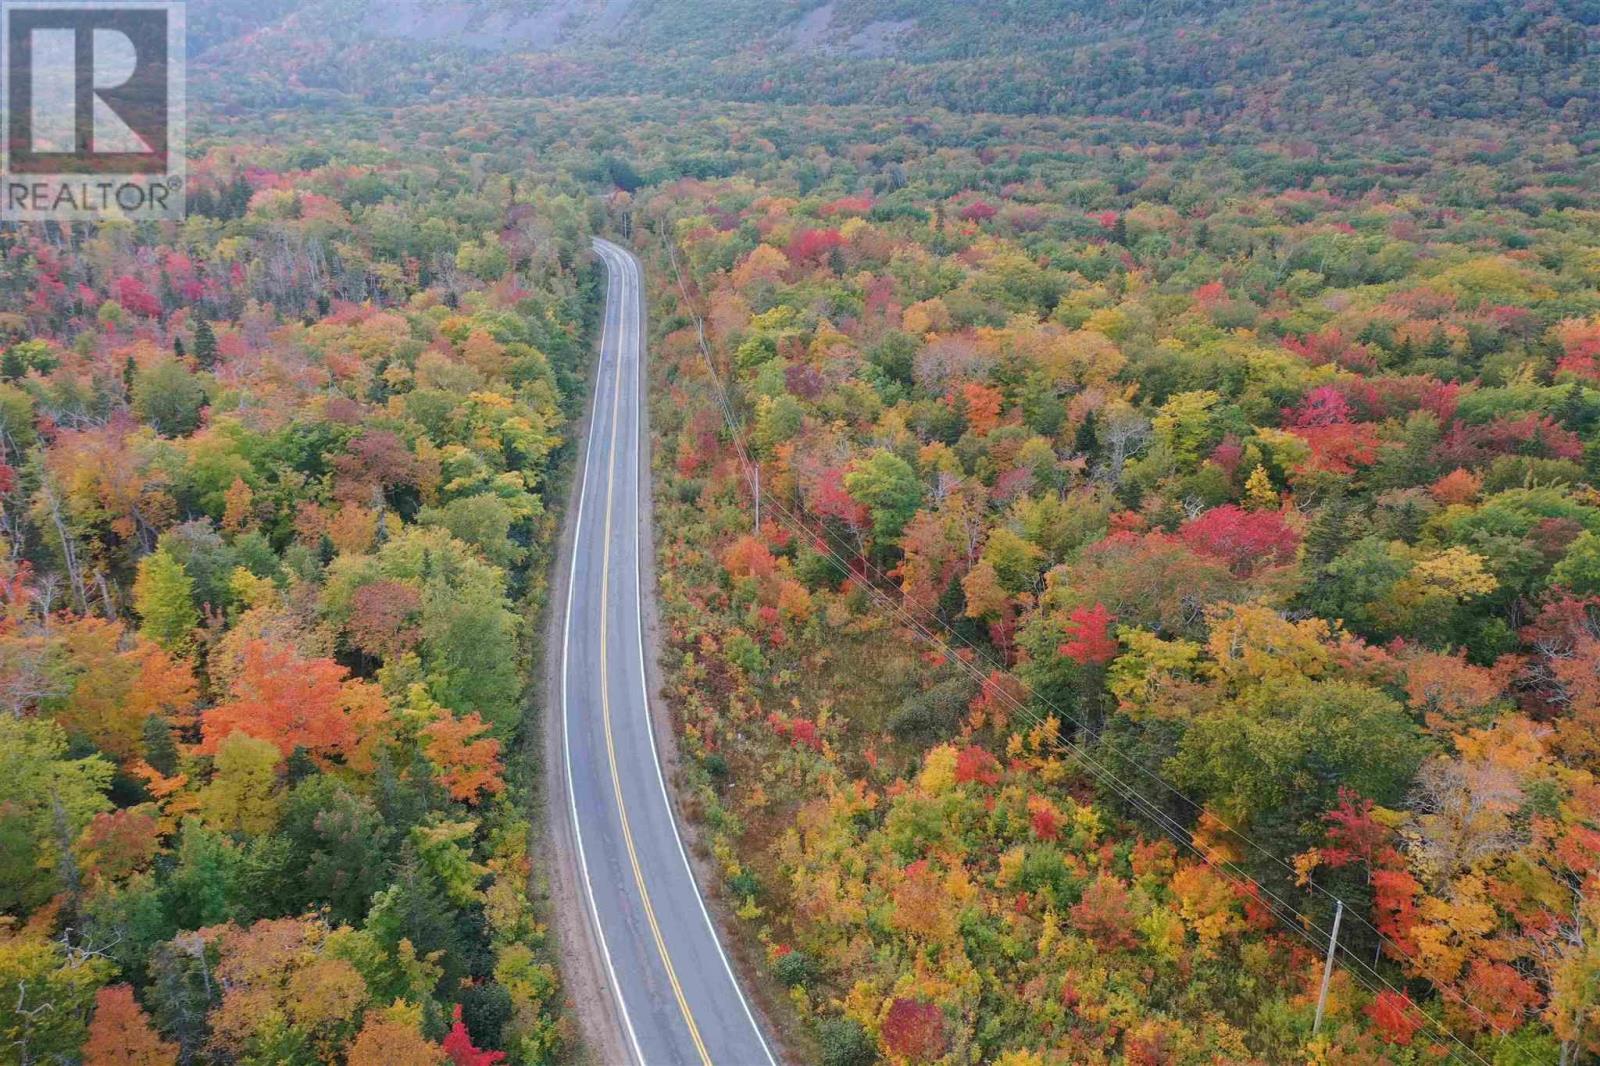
<box><xmin>1313</xmin><ymin>899</ymin><xmax>1344</xmax><ymax>1036</ymax></box>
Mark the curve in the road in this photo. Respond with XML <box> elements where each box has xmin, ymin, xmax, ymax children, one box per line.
<box><xmin>560</xmin><ymin>238</ymin><xmax>776</xmax><ymax>1066</ymax></box>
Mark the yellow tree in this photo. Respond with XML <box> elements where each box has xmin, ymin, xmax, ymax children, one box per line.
<box><xmin>197</xmin><ymin>732</ymin><xmax>282</xmax><ymax>836</ymax></box>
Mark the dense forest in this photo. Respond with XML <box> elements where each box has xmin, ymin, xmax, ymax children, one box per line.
<box><xmin>0</xmin><ymin>125</ymin><xmax>596</xmax><ymax>1062</ymax></box>
<box><xmin>623</xmin><ymin>100</ymin><xmax>1600</xmax><ymax>1063</ymax></box>
<box><xmin>1</xmin><ymin>1</ymin><xmax>1598</xmax><ymax>1063</ymax></box>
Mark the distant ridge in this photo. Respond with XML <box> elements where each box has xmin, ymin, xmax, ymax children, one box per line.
<box><xmin>192</xmin><ymin>0</ymin><xmax>1600</xmax><ymax>133</ymax></box>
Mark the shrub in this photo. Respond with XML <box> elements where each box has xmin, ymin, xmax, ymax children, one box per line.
<box><xmin>817</xmin><ymin>1017</ymin><xmax>876</xmax><ymax>1066</ymax></box>
<box><xmin>772</xmin><ymin>950</ymin><xmax>818</xmax><ymax>988</ymax></box>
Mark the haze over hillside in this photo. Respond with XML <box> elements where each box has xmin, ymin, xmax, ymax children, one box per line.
<box><xmin>193</xmin><ymin>0</ymin><xmax>1600</xmax><ymax>132</ymax></box>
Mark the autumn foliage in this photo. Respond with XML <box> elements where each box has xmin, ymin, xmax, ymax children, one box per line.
<box><xmin>1179</xmin><ymin>506</ymin><xmax>1300</xmax><ymax>575</ymax></box>
<box><xmin>0</xmin><ymin>141</ymin><xmax>579</xmax><ymax>1064</ymax></box>
<box><xmin>82</xmin><ymin>985</ymin><xmax>178</xmax><ymax>1066</ymax></box>
<box><xmin>200</xmin><ymin>639</ymin><xmax>386</xmax><ymax>767</ymax></box>
<box><xmin>640</xmin><ymin>117</ymin><xmax>1600</xmax><ymax>1064</ymax></box>
<box><xmin>5</xmin><ymin>22</ymin><xmax>1600</xmax><ymax>1064</ymax></box>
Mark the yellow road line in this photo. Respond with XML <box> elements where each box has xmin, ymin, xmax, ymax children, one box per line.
<box><xmin>597</xmin><ymin>246</ymin><xmax>713</xmax><ymax>1066</ymax></box>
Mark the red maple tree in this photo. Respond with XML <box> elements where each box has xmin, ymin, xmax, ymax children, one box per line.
<box><xmin>1059</xmin><ymin>602</ymin><xmax>1119</xmax><ymax>665</ymax></box>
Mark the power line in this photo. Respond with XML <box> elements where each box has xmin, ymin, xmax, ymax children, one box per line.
<box><xmin>647</xmin><ymin>227</ymin><xmax>1523</xmax><ymax>1065</ymax></box>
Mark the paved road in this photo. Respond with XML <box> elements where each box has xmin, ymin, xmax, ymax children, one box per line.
<box><xmin>559</xmin><ymin>238</ymin><xmax>776</xmax><ymax>1066</ymax></box>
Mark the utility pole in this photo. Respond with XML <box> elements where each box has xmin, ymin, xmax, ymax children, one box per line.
<box><xmin>1313</xmin><ymin>899</ymin><xmax>1344</xmax><ymax>1036</ymax></box>
<box><xmin>752</xmin><ymin>464</ymin><xmax>761</xmax><ymax>533</ymax></box>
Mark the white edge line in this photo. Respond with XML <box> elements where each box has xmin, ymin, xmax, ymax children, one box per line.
<box><xmin>608</xmin><ymin>239</ymin><xmax>780</xmax><ymax>1066</ymax></box>
<box><xmin>565</xmin><ymin>238</ymin><xmax>646</xmax><ymax>1066</ymax></box>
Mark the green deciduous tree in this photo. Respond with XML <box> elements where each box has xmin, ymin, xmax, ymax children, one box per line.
<box><xmin>844</xmin><ymin>450</ymin><xmax>922</xmax><ymax>543</ymax></box>
<box><xmin>133</xmin><ymin>548</ymin><xmax>199</xmax><ymax>653</ymax></box>
<box><xmin>1552</xmin><ymin>530</ymin><xmax>1600</xmax><ymax>595</ymax></box>
<box><xmin>131</xmin><ymin>358</ymin><xmax>208</xmax><ymax>437</ymax></box>
<box><xmin>1172</xmin><ymin>677</ymin><xmax>1429</xmax><ymax>823</ymax></box>
<box><xmin>0</xmin><ymin>716</ymin><xmax>113</xmax><ymax>911</ymax></box>
<box><xmin>0</xmin><ymin>928</ymin><xmax>113</xmax><ymax>1065</ymax></box>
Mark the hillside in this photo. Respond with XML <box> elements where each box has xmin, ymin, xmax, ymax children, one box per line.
<box><xmin>192</xmin><ymin>0</ymin><xmax>1600</xmax><ymax>133</ymax></box>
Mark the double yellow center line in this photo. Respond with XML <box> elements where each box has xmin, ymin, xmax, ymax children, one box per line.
<box><xmin>595</xmin><ymin>244</ymin><xmax>714</xmax><ymax>1066</ymax></box>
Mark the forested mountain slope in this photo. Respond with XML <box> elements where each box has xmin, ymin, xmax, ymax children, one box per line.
<box><xmin>192</xmin><ymin>0</ymin><xmax>1600</xmax><ymax>132</ymax></box>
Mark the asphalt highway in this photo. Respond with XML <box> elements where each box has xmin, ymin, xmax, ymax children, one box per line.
<box><xmin>559</xmin><ymin>238</ymin><xmax>776</xmax><ymax>1066</ymax></box>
